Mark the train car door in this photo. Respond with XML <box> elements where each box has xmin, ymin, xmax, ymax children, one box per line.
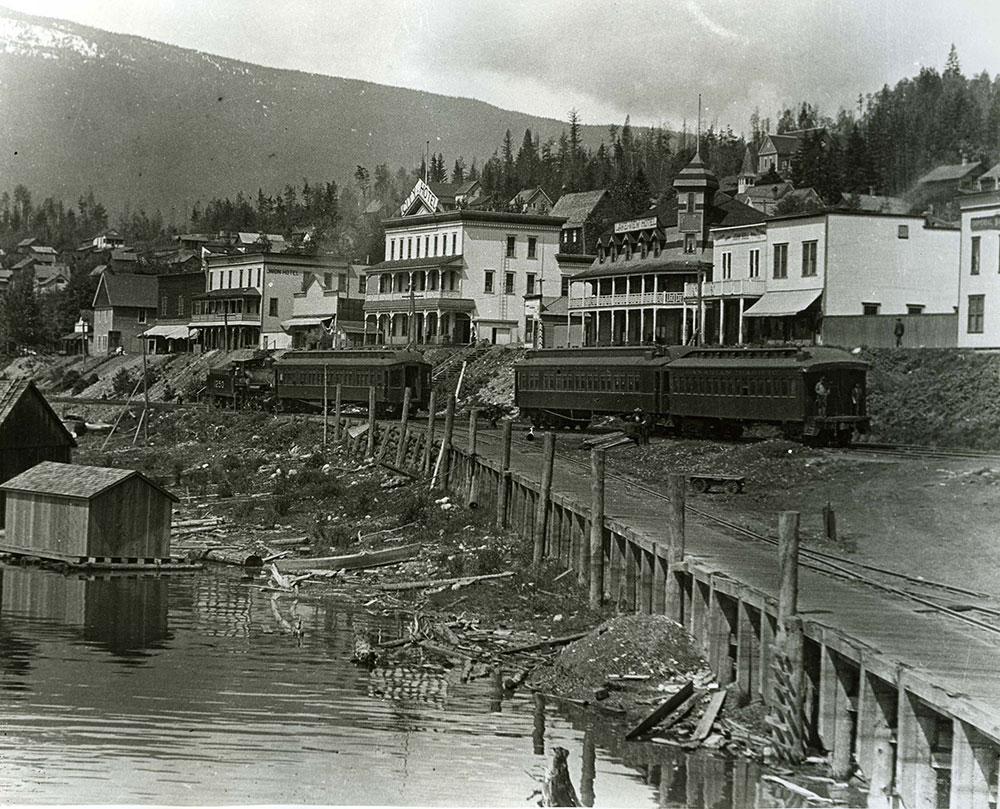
<box><xmin>405</xmin><ymin>364</ymin><xmax>421</xmax><ymax>399</ymax></box>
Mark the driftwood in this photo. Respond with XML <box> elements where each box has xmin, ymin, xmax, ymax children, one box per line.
<box><xmin>275</xmin><ymin>543</ymin><xmax>420</xmax><ymax>572</ymax></box>
<box><xmin>541</xmin><ymin>747</ymin><xmax>581</xmax><ymax>807</ymax></box>
<box><xmin>377</xmin><ymin>459</ymin><xmax>419</xmax><ymax>478</ymax></box>
<box><xmin>201</xmin><ymin>548</ymin><xmax>264</xmax><ymax>567</ymax></box>
<box><xmin>418</xmin><ymin>640</ymin><xmax>474</xmax><ymax>661</ymax></box>
<box><xmin>352</xmin><ymin>631</ymin><xmax>379</xmax><ymax>667</ymax></box>
<box><xmin>499</xmin><ymin>630</ymin><xmax>590</xmax><ymax>656</ymax></box>
<box><xmin>624</xmin><ymin>681</ymin><xmax>695</xmax><ymax>740</ymax></box>
<box><xmin>359</xmin><ymin>523</ymin><xmax>417</xmax><ymax>541</ymax></box>
<box><xmin>268</xmin><ymin>536</ymin><xmax>309</xmax><ymax>547</ymax></box>
<box><xmin>379</xmin><ymin>570</ymin><xmax>514</xmax><ymax>592</ymax></box>
<box><xmin>692</xmin><ymin>689</ymin><xmax>727</xmax><ymax>742</ymax></box>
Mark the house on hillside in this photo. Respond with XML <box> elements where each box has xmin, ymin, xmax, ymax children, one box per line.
<box><xmin>550</xmin><ymin>189</ymin><xmax>612</xmax><ymax>256</ymax></box>
<box><xmin>916</xmin><ymin>161</ymin><xmax>985</xmax><ymax>195</ymax></box>
<box><xmin>756</xmin><ymin>129</ymin><xmax>831</xmax><ymax>179</ymax></box>
<box><xmin>0</xmin><ymin>379</ymin><xmax>76</xmax><ymax>523</ymax></box>
<box><xmin>91</xmin><ymin>230</ymin><xmax>126</xmax><ymax>250</ymax></box>
<box><xmin>838</xmin><ymin>192</ymin><xmax>910</xmax><ymax>214</ymax></box>
<box><xmin>92</xmin><ymin>271</ymin><xmax>158</xmax><ymax>354</ymax></box>
<box><xmin>509</xmin><ymin>188</ymin><xmax>553</xmax><ymax>215</ymax></box>
<box><xmin>977</xmin><ymin>164</ymin><xmax>1000</xmax><ymax>192</ymax></box>
<box><xmin>523</xmin><ymin>294</ymin><xmax>568</xmax><ymax>348</ymax></box>
<box><xmin>33</xmin><ymin>263</ymin><xmax>71</xmax><ymax>295</ymax></box>
<box><xmin>0</xmin><ymin>462</ymin><xmax>177</xmax><ymax>564</ymax></box>
<box><xmin>736</xmin><ymin>182</ymin><xmax>825</xmax><ymax>217</ymax></box>
<box><xmin>60</xmin><ymin>312</ymin><xmax>93</xmax><ymax>356</ymax></box>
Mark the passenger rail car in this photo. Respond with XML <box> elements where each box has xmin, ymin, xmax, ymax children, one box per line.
<box><xmin>207</xmin><ymin>350</ymin><xmax>431</xmax><ymax>416</ymax></box>
<box><xmin>273</xmin><ymin>350</ymin><xmax>430</xmax><ymax>416</ymax></box>
<box><xmin>515</xmin><ymin>346</ymin><xmax>869</xmax><ymax>444</ymax></box>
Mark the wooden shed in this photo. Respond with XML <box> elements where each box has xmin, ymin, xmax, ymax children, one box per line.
<box><xmin>0</xmin><ymin>462</ymin><xmax>178</xmax><ymax>564</ymax></box>
<box><xmin>0</xmin><ymin>379</ymin><xmax>77</xmax><ymax>522</ymax></box>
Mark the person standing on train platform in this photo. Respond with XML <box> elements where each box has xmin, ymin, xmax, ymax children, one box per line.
<box><xmin>815</xmin><ymin>377</ymin><xmax>830</xmax><ymax>418</ymax></box>
<box><xmin>894</xmin><ymin>317</ymin><xmax>905</xmax><ymax>347</ymax></box>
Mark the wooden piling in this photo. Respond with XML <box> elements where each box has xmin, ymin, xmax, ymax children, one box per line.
<box><xmin>768</xmin><ymin>510</ymin><xmax>805</xmax><ymax>764</ymax></box>
<box><xmin>366</xmin><ymin>386</ymin><xmax>377</xmax><ymax>457</ymax></box>
<box><xmin>652</xmin><ymin>551</ymin><xmax>666</xmax><ymax>614</ymax></box>
<box><xmin>496</xmin><ymin>421</ymin><xmax>512</xmax><ymax>529</ymax></box>
<box><xmin>334</xmin><ymin>383</ymin><xmax>343</xmax><ymax>442</ymax></box>
<box><xmin>665</xmin><ymin>474</ymin><xmax>686</xmax><ymax>621</ymax></box>
<box><xmin>422</xmin><ymin>390</ymin><xmax>437</xmax><ymax>474</ymax></box>
<box><xmin>395</xmin><ymin>386</ymin><xmax>412</xmax><ymax>467</ymax></box>
<box><xmin>896</xmin><ymin>690</ymin><xmax>938</xmax><ymax>809</ymax></box>
<box><xmin>466</xmin><ymin>408</ymin><xmax>479</xmax><ymax>507</ymax></box>
<box><xmin>588</xmin><ymin>449</ymin><xmax>605</xmax><ymax>608</ymax></box>
<box><xmin>819</xmin><ymin>645</ymin><xmax>855</xmax><ymax>781</ymax></box>
<box><xmin>639</xmin><ymin>549</ymin><xmax>653</xmax><ymax>615</ymax></box>
<box><xmin>532</xmin><ymin>433</ymin><xmax>555</xmax><ymax>566</ymax></box>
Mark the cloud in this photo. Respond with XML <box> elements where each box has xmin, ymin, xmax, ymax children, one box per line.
<box><xmin>684</xmin><ymin>0</ymin><xmax>743</xmax><ymax>42</ymax></box>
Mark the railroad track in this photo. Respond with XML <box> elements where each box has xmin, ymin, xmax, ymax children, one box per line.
<box><xmin>847</xmin><ymin>441</ymin><xmax>1000</xmax><ymax>463</ymax></box>
<box><xmin>470</xmin><ymin>428</ymin><xmax>1000</xmax><ymax>638</ymax></box>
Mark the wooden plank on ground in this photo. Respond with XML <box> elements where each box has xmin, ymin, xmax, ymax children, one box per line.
<box><xmin>692</xmin><ymin>689</ymin><xmax>727</xmax><ymax>741</ymax></box>
<box><xmin>625</xmin><ymin>681</ymin><xmax>695</xmax><ymax>740</ymax></box>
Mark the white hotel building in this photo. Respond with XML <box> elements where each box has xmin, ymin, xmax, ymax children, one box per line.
<box><xmin>364</xmin><ymin>179</ymin><xmax>564</xmax><ymax>345</ymax></box>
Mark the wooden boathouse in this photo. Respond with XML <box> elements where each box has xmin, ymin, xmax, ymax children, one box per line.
<box><xmin>0</xmin><ymin>379</ymin><xmax>76</xmax><ymax>522</ymax></box>
<box><xmin>0</xmin><ymin>462</ymin><xmax>178</xmax><ymax>564</ymax></box>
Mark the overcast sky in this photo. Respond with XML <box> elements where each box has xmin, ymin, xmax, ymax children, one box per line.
<box><xmin>5</xmin><ymin>0</ymin><xmax>999</xmax><ymax>132</ymax></box>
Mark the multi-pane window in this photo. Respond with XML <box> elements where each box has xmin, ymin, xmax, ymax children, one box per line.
<box><xmin>451</xmin><ymin>233</ymin><xmax>457</xmax><ymax>254</ymax></box>
<box><xmin>424</xmin><ymin>236</ymin><xmax>430</xmax><ymax>257</ymax></box>
<box><xmin>390</xmin><ymin>240</ymin><xmax>396</xmax><ymax>260</ymax></box>
<box><xmin>526</xmin><ymin>273</ymin><xmax>536</xmax><ymax>295</ymax></box>
<box><xmin>683</xmin><ymin>234</ymin><xmax>696</xmax><ymax>254</ymax></box>
<box><xmin>968</xmin><ymin>294</ymin><xmax>985</xmax><ymax>333</ymax></box>
<box><xmin>721</xmin><ymin>252</ymin><xmax>732</xmax><ymax>280</ymax></box>
<box><xmin>137</xmin><ymin>309</ymin><xmax>146</xmax><ymax>324</ymax></box>
<box><xmin>561</xmin><ymin>277</ymin><xmax>570</xmax><ymax>296</ymax></box>
<box><xmin>269</xmin><ymin>297</ymin><xmax>279</xmax><ymax>316</ymax></box>
<box><xmin>506</xmin><ymin>235</ymin><xmax>516</xmax><ymax>258</ymax></box>
<box><xmin>433</xmin><ymin>235</ymin><xmax>438</xmax><ymax>255</ymax></box>
<box><xmin>898</xmin><ymin>225</ymin><xmax>909</xmax><ymax>239</ymax></box>
<box><xmin>686</xmin><ymin>193</ymin><xmax>695</xmax><ymax>213</ymax></box>
<box><xmin>484</xmin><ymin>271</ymin><xmax>494</xmax><ymax>293</ymax></box>
<box><xmin>358</xmin><ymin>274</ymin><xmax>366</xmax><ymax>293</ymax></box>
<box><xmin>972</xmin><ymin>236</ymin><xmax>981</xmax><ymax>275</ymax></box>
<box><xmin>863</xmin><ymin>302</ymin><xmax>880</xmax><ymax>315</ymax></box>
<box><xmin>907</xmin><ymin>304</ymin><xmax>925</xmax><ymax>315</ymax></box>
<box><xmin>749</xmin><ymin>249</ymin><xmax>760</xmax><ymax>278</ymax></box>
<box><xmin>505</xmin><ymin>272</ymin><xmax>515</xmax><ymax>294</ymax></box>
<box><xmin>802</xmin><ymin>241</ymin><xmax>818</xmax><ymax>277</ymax></box>
<box><xmin>407</xmin><ymin>238</ymin><xmax>413</xmax><ymax>259</ymax></box>
<box><xmin>773</xmin><ymin>243</ymin><xmax>788</xmax><ymax>279</ymax></box>
<box><xmin>528</xmin><ymin>236</ymin><xmax>537</xmax><ymax>259</ymax></box>
<box><xmin>338</xmin><ymin>273</ymin><xmax>347</xmax><ymax>291</ymax></box>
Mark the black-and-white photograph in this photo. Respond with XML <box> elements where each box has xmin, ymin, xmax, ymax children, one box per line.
<box><xmin>0</xmin><ymin>1</ymin><xmax>999</xmax><ymax>806</ymax></box>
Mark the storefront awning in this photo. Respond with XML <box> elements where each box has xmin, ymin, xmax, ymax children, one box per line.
<box><xmin>742</xmin><ymin>289</ymin><xmax>822</xmax><ymax>318</ymax></box>
<box><xmin>281</xmin><ymin>317</ymin><xmax>331</xmax><ymax>330</ymax></box>
<box><xmin>142</xmin><ymin>324</ymin><xmax>190</xmax><ymax>339</ymax></box>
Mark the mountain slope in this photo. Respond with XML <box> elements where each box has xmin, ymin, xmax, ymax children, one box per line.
<box><xmin>0</xmin><ymin>7</ymin><xmax>609</xmax><ymax>218</ymax></box>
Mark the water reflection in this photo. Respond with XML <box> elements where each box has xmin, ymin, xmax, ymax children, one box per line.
<box><xmin>0</xmin><ymin>565</ymin><xmax>169</xmax><ymax>658</ymax></box>
<box><xmin>0</xmin><ymin>566</ymin><xmax>844</xmax><ymax>807</ymax></box>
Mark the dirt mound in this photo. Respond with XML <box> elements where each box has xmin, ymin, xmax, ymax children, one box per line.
<box><xmin>863</xmin><ymin>348</ymin><xmax>1000</xmax><ymax>448</ymax></box>
<box><xmin>528</xmin><ymin>615</ymin><xmax>711</xmax><ymax>711</ymax></box>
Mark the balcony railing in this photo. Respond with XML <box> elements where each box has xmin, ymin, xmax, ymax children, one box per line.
<box><xmin>365</xmin><ymin>289</ymin><xmax>464</xmax><ymax>302</ymax></box>
<box><xmin>683</xmin><ymin>279</ymin><xmax>767</xmax><ymax>299</ymax></box>
<box><xmin>190</xmin><ymin>312</ymin><xmax>260</xmax><ymax>325</ymax></box>
<box><xmin>568</xmin><ymin>291</ymin><xmax>684</xmax><ymax>309</ymax></box>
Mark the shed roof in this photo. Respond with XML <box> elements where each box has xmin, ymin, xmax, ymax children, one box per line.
<box><xmin>95</xmin><ymin>272</ymin><xmax>158</xmax><ymax>308</ymax></box>
<box><xmin>550</xmin><ymin>190</ymin><xmax>608</xmax><ymax>227</ymax></box>
<box><xmin>1</xmin><ymin>461</ymin><xmax>177</xmax><ymax>502</ymax></box>
<box><xmin>917</xmin><ymin>162</ymin><xmax>983</xmax><ymax>185</ymax></box>
<box><xmin>0</xmin><ymin>379</ymin><xmax>77</xmax><ymax>447</ymax></box>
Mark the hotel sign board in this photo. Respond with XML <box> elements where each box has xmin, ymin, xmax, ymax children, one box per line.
<box><xmin>615</xmin><ymin>216</ymin><xmax>657</xmax><ymax>234</ymax></box>
<box><xmin>401</xmin><ymin>179</ymin><xmax>439</xmax><ymax>216</ymax></box>
<box><xmin>971</xmin><ymin>214</ymin><xmax>1000</xmax><ymax>231</ymax></box>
